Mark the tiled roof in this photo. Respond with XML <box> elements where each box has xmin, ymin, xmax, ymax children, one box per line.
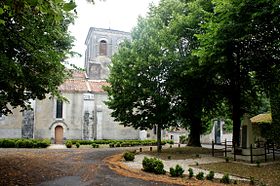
<box><xmin>88</xmin><ymin>80</ymin><xmax>110</xmax><ymax>93</ymax></box>
<box><xmin>250</xmin><ymin>113</ymin><xmax>272</xmax><ymax>124</ymax></box>
<box><xmin>59</xmin><ymin>79</ymin><xmax>109</xmax><ymax>93</ymax></box>
<box><xmin>70</xmin><ymin>71</ymin><xmax>86</xmax><ymax>79</ymax></box>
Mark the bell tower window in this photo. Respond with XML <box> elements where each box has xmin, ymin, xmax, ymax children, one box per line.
<box><xmin>99</xmin><ymin>40</ymin><xmax>107</xmax><ymax>56</ymax></box>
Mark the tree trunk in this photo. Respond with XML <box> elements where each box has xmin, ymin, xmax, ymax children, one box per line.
<box><xmin>187</xmin><ymin>116</ymin><xmax>202</xmax><ymax>147</ymax></box>
<box><xmin>232</xmin><ymin>99</ymin><xmax>241</xmax><ymax>146</ymax></box>
<box><xmin>157</xmin><ymin>124</ymin><xmax>162</xmax><ymax>153</ymax></box>
<box><xmin>269</xmin><ymin>86</ymin><xmax>280</xmax><ymax>143</ymax></box>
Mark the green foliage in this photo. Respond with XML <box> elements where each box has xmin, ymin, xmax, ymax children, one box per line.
<box><xmin>142</xmin><ymin>157</ymin><xmax>166</xmax><ymax>174</ymax></box>
<box><xmin>206</xmin><ymin>171</ymin><xmax>215</xmax><ymax>181</ymax></box>
<box><xmin>0</xmin><ymin>139</ymin><xmax>50</xmax><ymax>148</ymax></box>
<box><xmin>220</xmin><ymin>173</ymin><xmax>231</xmax><ymax>184</ymax></box>
<box><xmin>188</xmin><ymin>168</ymin><xmax>194</xmax><ymax>178</ymax></box>
<box><xmin>195</xmin><ymin>172</ymin><xmax>204</xmax><ymax>180</ymax></box>
<box><xmin>250</xmin><ymin>176</ymin><xmax>255</xmax><ymax>185</ymax></box>
<box><xmin>225</xmin><ymin>157</ymin><xmax>229</xmax><ymax>163</ymax></box>
<box><xmin>91</xmin><ymin>143</ymin><xmax>99</xmax><ymax>148</ymax></box>
<box><xmin>256</xmin><ymin>160</ymin><xmax>261</xmax><ymax>167</ymax></box>
<box><xmin>66</xmin><ymin>139</ymin><xmax>167</xmax><ymax>147</ymax></box>
<box><xmin>179</xmin><ymin>135</ymin><xmax>188</xmax><ymax>144</ymax></box>
<box><xmin>75</xmin><ymin>142</ymin><xmax>80</xmax><ymax>148</ymax></box>
<box><xmin>0</xmin><ymin>0</ymin><xmax>77</xmax><ymax>114</ymax></box>
<box><xmin>65</xmin><ymin>140</ymin><xmax>72</xmax><ymax>148</ymax></box>
<box><xmin>15</xmin><ymin>139</ymin><xmax>34</xmax><ymax>148</ymax></box>
<box><xmin>123</xmin><ymin>151</ymin><xmax>135</xmax><ymax>161</ymax></box>
<box><xmin>169</xmin><ymin>164</ymin><xmax>184</xmax><ymax>177</ymax></box>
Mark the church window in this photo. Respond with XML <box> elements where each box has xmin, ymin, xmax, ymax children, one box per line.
<box><xmin>99</xmin><ymin>40</ymin><xmax>107</xmax><ymax>56</ymax></box>
<box><xmin>56</xmin><ymin>100</ymin><xmax>63</xmax><ymax>118</ymax></box>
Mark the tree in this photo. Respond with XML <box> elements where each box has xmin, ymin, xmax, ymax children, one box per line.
<box><xmin>106</xmin><ymin>1</ymin><xmax>187</xmax><ymax>152</ymax></box>
<box><xmin>106</xmin><ymin>0</ymin><xmax>219</xmax><ymax>148</ymax></box>
<box><xmin>0</xmin><ymin>0</ymin><xmax>77</xmax><ymax>114</ymax></box>
<box><xmin>195</xmin><ymin>0</ymin><xmax>279</xmax><ymax>145</ymax></box>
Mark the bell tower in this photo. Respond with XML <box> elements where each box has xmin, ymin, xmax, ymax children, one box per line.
<box><xmin>84</xmin><ymin>27</ymin><xmax>131</xmax><ymax>80</ymax></box>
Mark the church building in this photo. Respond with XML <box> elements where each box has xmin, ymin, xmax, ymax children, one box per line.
<box><xmin>0</xmin><ymin>28</ymin><xmax>143</xmax><ymax>143</ymax></box>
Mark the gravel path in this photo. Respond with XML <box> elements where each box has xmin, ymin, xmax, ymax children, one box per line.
<box><xmin>0</xmin><ymin>148</ymin><xmax>180</xmax><ymax>186</ymax></box>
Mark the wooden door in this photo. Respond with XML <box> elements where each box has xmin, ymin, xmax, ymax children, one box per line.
<box><xmin>55</xmin><ymin>126</ymin><xmax>63</xmax><ymax>144</ymax></box>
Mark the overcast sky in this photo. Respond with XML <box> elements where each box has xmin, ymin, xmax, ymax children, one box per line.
<box><xmin>67</xmin><ymin>0</ymin><xmax>160</xmax><ymax>68</ymax></box>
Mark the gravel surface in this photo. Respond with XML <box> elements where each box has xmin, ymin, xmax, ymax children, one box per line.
<box><xmin>0</xmin><ymin>147</ymin><xmax>180</xmax><ymax>186</ymax></box>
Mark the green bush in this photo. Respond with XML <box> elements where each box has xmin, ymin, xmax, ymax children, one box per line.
<box><xmin>123</xmin><ymin>151</ymin><xmax>135</xmax><ymax>161</ymax></box>
<box><xmin>92</xmin><ymin>143</ymin><xmax>99</xmax><ymax>148</ymax></box>
<box><xmin>109</xmin><ymin>143</ymin><xmax>114</xmax><ymax>148</ymax></box>
<box><xmin>65</xmin><ymin>140</ymin><xmax>72</xmax><ymax>148</ymax></box>
<box><xmin>142</xmin><ymin>157</ymin><xmax>166</xmax><ymax>174</ymax></box>
<box><xmin>170</xmin><ymin>164</ymin><xmax>184</xmax><ymax>177</ymax></box>
<box><xmin>206</xmin><ymin>171</ymin><xmax>215</xmax><ymax>181</ymax></box>
<box><xmin>0</xmin><ymin>139</ymin><xmax>50</xmax><ymax>148</ymax></box>
<box><xmin>220</xmin><ymin>173</ymin><xmax>230</xmax><ymax>184</ymax></box>
<box><xmin>34</xmin><ymin>139</ymin><xmax>51</xmax><ymax>148</ymax></box>
<box><xmin>15</xmin><ymin>139</ymin><xmax>34</xmax><ymax>148</ymax></box>
<box><xmin>188</xmin><ymin>168</ymin><xmax>194</xmax><ymax>178</ymax></box>
<box><xmin>196</xmin><ymin>172</ymin><xmax>204</xmax><ymax>180</ymax></box>
<box><xmin>179</xmin><ymin>135</ymin><xmax>188</xmax><ymax>144</ymax></box>
<box><xmin>115</xmin><ymin>142</ymin><xmax>121</xmax><ymax>147</ymax></box>
<box><xmin>1</xmin><ymin>139</ymin><xmax>16</xmax><ymax>148</ymax></box>
<box><xmin>76</xmin><ymin>142</ymin><xmax>80</xmax><ymax>148</ymax></box>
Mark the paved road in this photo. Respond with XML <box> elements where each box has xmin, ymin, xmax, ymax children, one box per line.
<box><xmin>0</xmin><ymin>148</ymin><xmax>179</xmax><ymax>186</ymax></box>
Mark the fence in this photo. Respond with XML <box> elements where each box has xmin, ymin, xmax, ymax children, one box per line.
<box><xmin>211</xmin><ymin>139</ymin><xmax>280</xmax><ymax>163</ymax></box>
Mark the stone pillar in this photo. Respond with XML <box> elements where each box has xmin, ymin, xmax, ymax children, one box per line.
<box><xmin>96</xmin><ymin>106</ymin><xmax>103</xmax><ymax>140</ymax></box>
<box><xmin>22</xmin><ymin>110</ymin><xmax>34</xmax><ymax>138</ymax></box>
<box><xmin>83</xmin><ymin>111</ymin><xmax>90</xmax><ymax>140</ymax></box>
<box><xmin>214</xmin><ymin>119</ymin><xmax>222</xmax><ymax>144</ymax></box>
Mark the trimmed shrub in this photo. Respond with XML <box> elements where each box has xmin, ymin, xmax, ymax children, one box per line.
<box><xmin>123</xmin><ymin>151</ymin><xmax>135</xmax><ymax>161</ymax></box>
<box><xmin>15</xmin><ymin>139</ymin><xmax>34</xmax><ymax>148</ymax></box>
<box><xmin>170</xmin><ymin>164</ymin><xmax>184</xmax><ymax>177</ymax></box>
<box><xmin>65</xmin><ymin>140</ymin><xmax>72</xmax><ymax>148</ymax></box>
<box><xmin>220</xmin><ymin>173</ymin><xmax>230</xmax><ymax>184</ymax></box>
<box><xmin>142</xmin><ymin>157</ymin><xmax>166</xmax><ymax>174</ymax></box>
<box><xmin>109</xmin><ymin>143</ymin><xmax>114</xmax><ymax>148</ymax></box>
<box><xmin>76</xmin><ymin>142</ymin><xmax>80</xmax><ymax>148</ymax></box>
<box><xmin>92</xmin><ymin>143</ymin><xmax>99</xmax><ymax>148</ymax></box>
<box><xmin>188</xmin><ymin>168</ymin><xmax>194</xmax><ymax>178</ymax></box>
<box><xmin>1</xmin><ymin>139</ymin><xmax>16</xmax><ymax>148</ymax></box>
<box><xmin>196</xmin><ymin>172</ymin><xmax>204</xmax><ymax>180</ymax></box>
<box><xmin>115</xmin><ymin>142</ymin><xmax>121</xmax><ymax>147</ymax></box>
<box><xmin>206</xmin><ymin>171</ymin><xmax>215</xmax><ymax>181</ymax></box>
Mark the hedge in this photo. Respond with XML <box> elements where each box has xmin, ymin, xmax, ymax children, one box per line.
<box><xmin>67</xmin><ymin>139</ymin><xmax>174</xmax><ymax>147</ymax></box>
<box><xmin>0</xmin><ymin>139</ymin><xmax>51</xmax><ymax>148</ymax></box>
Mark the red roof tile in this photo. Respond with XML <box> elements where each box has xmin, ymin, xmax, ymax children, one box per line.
<box><xmin>58</xmin><ymin>79</ymin><xmax>109</xmax><ymax>93</ymax></box>
<box><xmin>88</xmin><ymin>81</ymin><xmax>109</xmax><ymax>93</ymax></box>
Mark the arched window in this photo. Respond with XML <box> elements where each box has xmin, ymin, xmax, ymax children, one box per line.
<box><xmin>99</xmin><ymin>40</ymin><xmax>107</xmax><ymax>56</ymax></box>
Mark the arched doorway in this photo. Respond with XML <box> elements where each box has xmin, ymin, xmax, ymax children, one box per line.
<box><xmin>55</xmin><ymin>126</ymin><xmax>63</xmax><ymax>144</ymax></box>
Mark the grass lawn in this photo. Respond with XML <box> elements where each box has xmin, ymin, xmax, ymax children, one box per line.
<box><xmin>142</xmin><ymin>146</ymin><xmax>223</xmax><ymax>160</ymax></box>
<box><xmin>199</xmin><ymin>162</ymin><xmax>280</xmax><ymax>186</ymax></box>
<box><xmin>142</xmin><ymin>146</ymin><xmax>280</xmax><ymax>185</ymax></box>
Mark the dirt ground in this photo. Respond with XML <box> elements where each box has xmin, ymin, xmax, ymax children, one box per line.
<box><xmin>0</xmin><ymin>148</ymin><xmax>180</xmax><ymax>186</ymax></box>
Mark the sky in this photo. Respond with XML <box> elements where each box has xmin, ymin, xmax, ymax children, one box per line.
<box><xmin>67</xmin><ymin>0</ymin><xmax>160</xmax><ymax>68</ymax></box>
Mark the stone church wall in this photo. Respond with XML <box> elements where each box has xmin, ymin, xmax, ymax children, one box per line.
<box><xmin>94</xmin><ymin>93</ymin><xmax>140</xmax><ymax>140</ymax></box>
<box><xmin>0</xmin><ymin>107</ymin><xmax>23</xmax><ymax>138</ymax></box>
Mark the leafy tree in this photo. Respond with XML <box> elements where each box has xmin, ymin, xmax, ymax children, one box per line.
<box><xmin>106</xmin><ymin>0</ymin><xmax>219</xmax><ymax>147</ymax></box>
<box><xmin>0</xmin><ymin>0</ymin><xmax>77</xmax><ymax>114</ymax></box>
<box><xmin>106</xmin><ymin>0</ymin><xmax>187</xmax><ymax>151</ymax></box>
<box><xmin>194</xmin><ymin>0</ymin><xmax>272</xmax><ymax>145</ymax></box>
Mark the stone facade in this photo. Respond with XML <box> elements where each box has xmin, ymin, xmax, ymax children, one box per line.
<box><xmin>0</xmin><ymin>27</ymin><xmax>140</xmax><ymax>142</ymax></box>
